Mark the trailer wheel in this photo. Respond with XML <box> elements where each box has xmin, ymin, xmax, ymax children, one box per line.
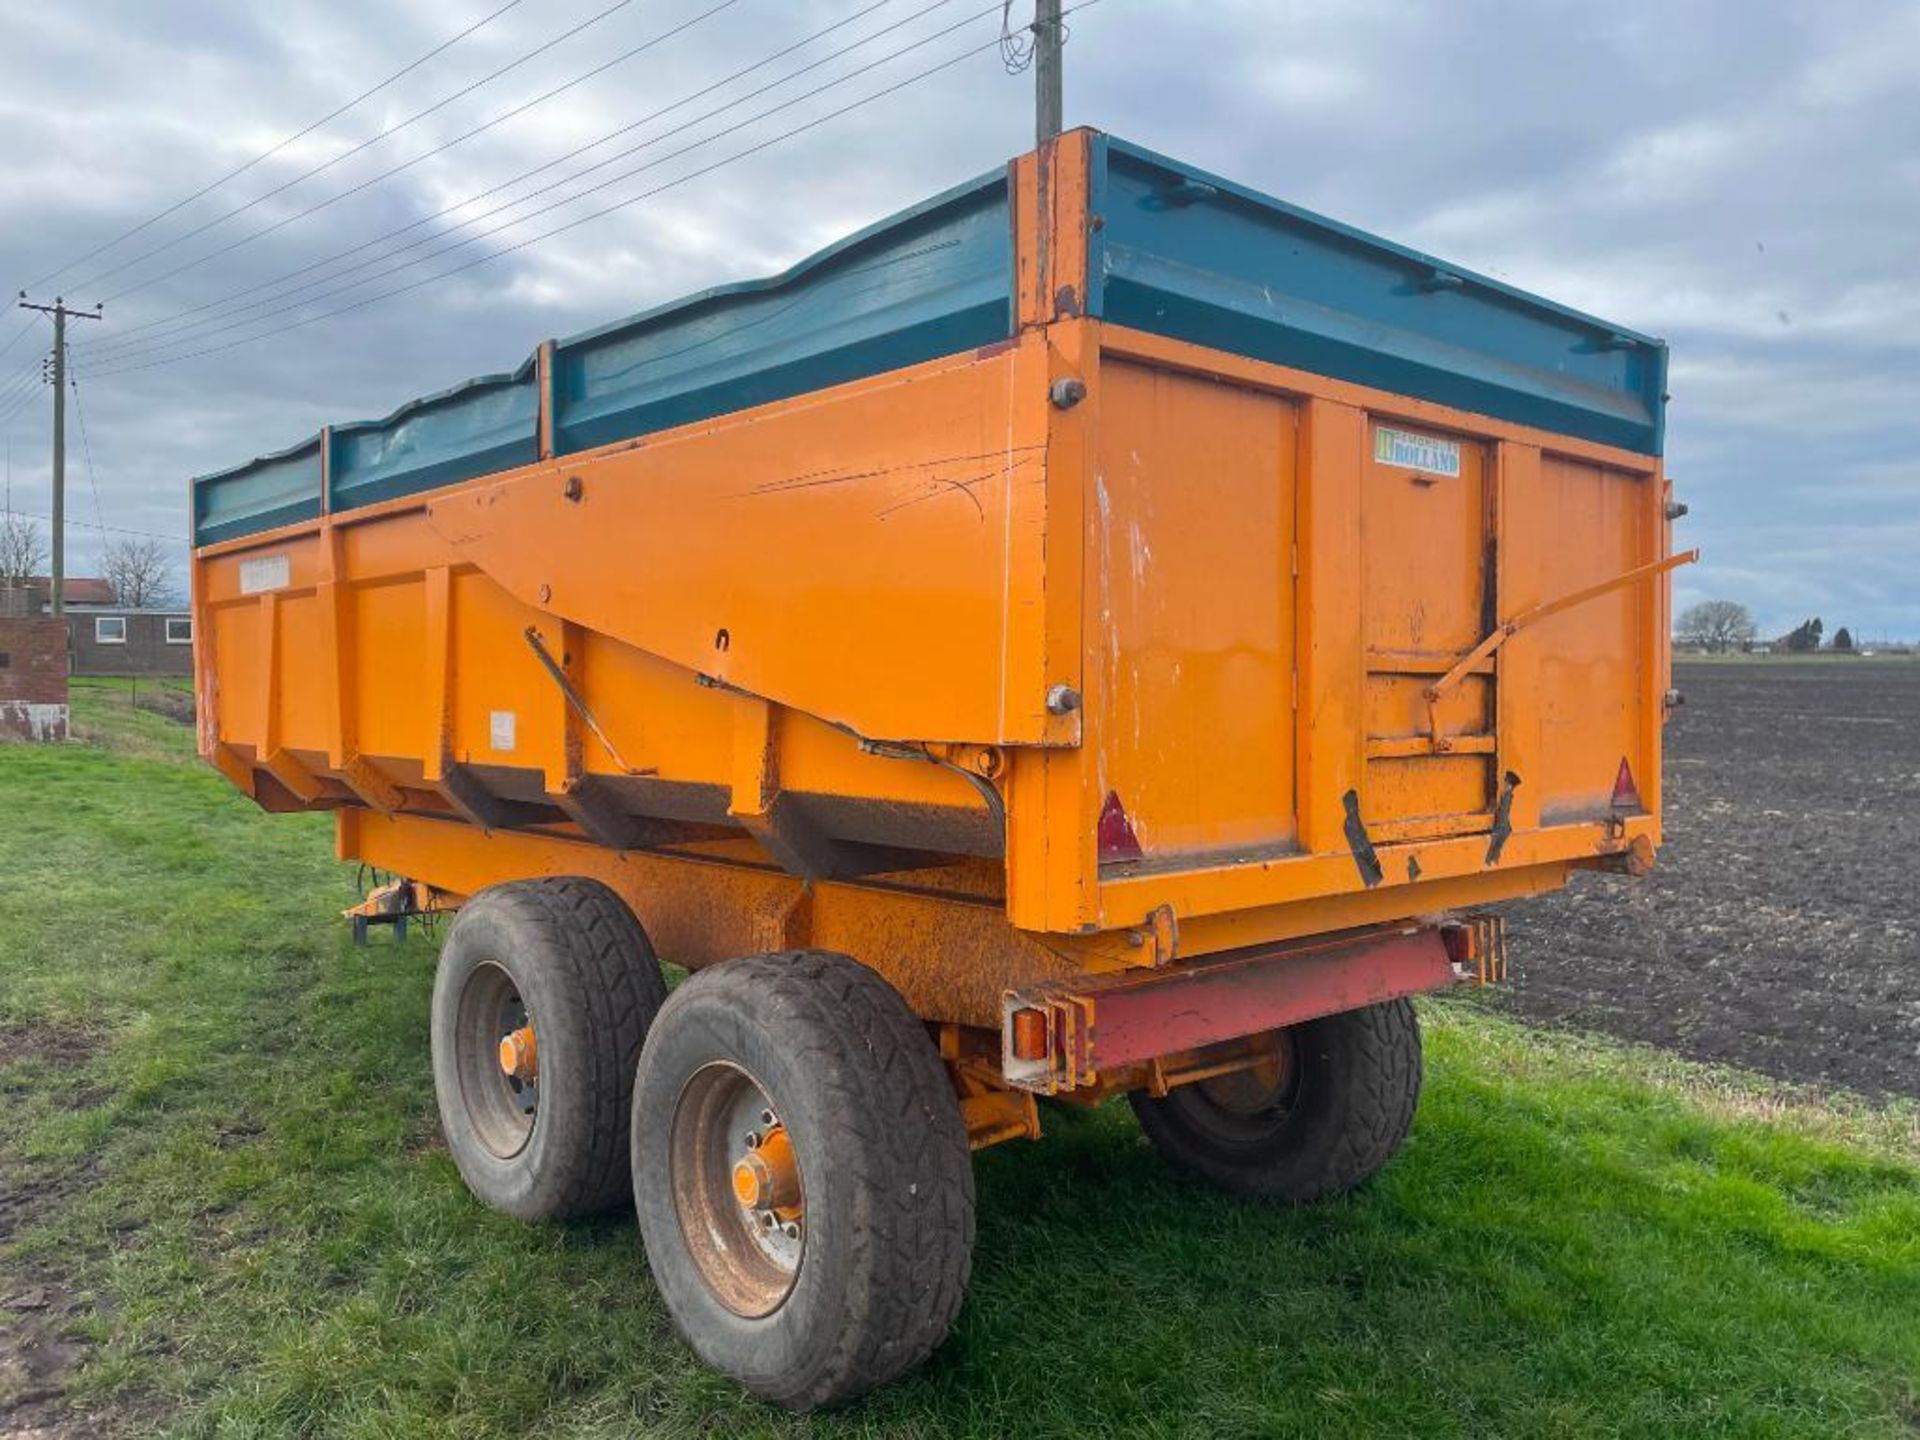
<box><xmin>1129</xmin><ymin>998</ymin><xmax>1422</xmax><ymax>1203</ymax></box>
<box><xmin>431</xmin><ymin>877</ymin><xmax>667</xmax><ymax>1221</ymax></box>
<box><xmin>631</xmin><ymin>951</ymin><xmax>974</xmax><ymax>1411</ymax></box>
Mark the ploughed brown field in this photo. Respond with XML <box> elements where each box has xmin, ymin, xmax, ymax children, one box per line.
<box><xmin>1495</xmin><ymin>658</ymin><xmax>1920</xmax><ymax>1100</ymax></box>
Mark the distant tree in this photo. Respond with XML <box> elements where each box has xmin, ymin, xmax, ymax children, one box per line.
<box><xmin>99</xmin><ymin>538</ymin><xmax>179</xmax><ymax>609</ymax></box>
<box><xmin>1832</xmin><ymin>626</ymin><xmax>1854</xmax><ymax>651</ymax></box>
<box><xmin>1676</xmin><ymin>599</ymin><xmax>1757</xmax><ymax>653</ymax></box>
<box><xmin>1784</xmin><ymin>616</ymin><xmax>1824</xmax><ymax>653</ymax></box>
<box><xmin>0</xmin><ymin>512</ymin><xmax>46</xmax><ymax>587</ymax></box>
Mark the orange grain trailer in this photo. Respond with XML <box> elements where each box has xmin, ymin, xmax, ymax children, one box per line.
<box><xmin>191</xmin><ymin>131</ymin><xmax>1691</xmax><ymax>1408</ymax></box>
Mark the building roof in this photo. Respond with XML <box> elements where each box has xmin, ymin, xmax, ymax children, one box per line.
<box><xmin>20</xmin><ymin>575</ymin><xmax>117</xmax><ymax>604</ymax></box>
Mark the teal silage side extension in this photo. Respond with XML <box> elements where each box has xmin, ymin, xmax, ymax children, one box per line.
<box><xmin>1086</xmin><ymin>136</ymin><xmax>1666</xmax><ymax>458</ymax></box>
<box><xmin>191</xmin><ymin>132</ymin><xmax>1666</xmax><ymax>547</ymax></box>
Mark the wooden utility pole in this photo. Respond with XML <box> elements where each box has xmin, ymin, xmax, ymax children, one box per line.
<box><xmin>16</xmin><ymin>294</ymin><xmax>102</xmax><ymax>616</ymax></box>
<box><xmin>1035</xmin><ymin>0</ymin><xmax>1064</xmax><ymax>145</ymax></box>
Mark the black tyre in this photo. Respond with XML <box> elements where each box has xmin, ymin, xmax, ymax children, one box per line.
<box><xmin>631</xmin><ymin>951</ymin><xmax>975</xmax><ymax>1411</ymax></box>
<box><xmin>1129</xmin><ymin>998</ymin><xmax>1421</xmax><ymax>1202</ymax></box>
<box><xmin>431</xmin><ymin>877</ymin><xmax>667</xmax><ymax>1221</ymax></box>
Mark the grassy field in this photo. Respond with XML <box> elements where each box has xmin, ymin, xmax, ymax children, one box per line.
<box><xmin>2</xmin><ymin>693</ymin><xmax>1917</xmax><ymax>1438</ymax></box>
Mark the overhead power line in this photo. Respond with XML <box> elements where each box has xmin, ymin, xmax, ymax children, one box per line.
<box><xmin>0</xmin><ymin>384</ymin><xmax>43</xmax><ymax>432</ymax></box>
<box><xmin>27</xmin><ymin>0</ymin><xmax>529</xmax><ymax>293</ymax></box>
<box><xmin>89</xmin><ymin>3</ymin><xmax>1007</xmax><ymax>375</ymax></box>
<box><xmin>82</xmin><ymin>0</ymin><xmax>742</xmax><ymax>316</ymax></box>
<box><xmin>0</xmin><ymin>354</ymin><xmax>46</xmax><ymax>415</ymax></box>
<box><xmin>69</xmin><ymin>365</ymin><xmax>108</xmax><ymax>539</ymax></box>
<box><xmin>82</xmin><ymin>0</ymin><xmax>953</xmax><ymax>366</ymax></box>
<box><xmin>0</xmin><ymin>390</ymin><xmax>43</xmax><ymax>433</ymax></box>
<box><xmin>0</xmin><ymin>352</ymin><xmax>51</xmax><ymax>429</ymax></box>
<box><xmin>72</xmin><ymin>0</ymin><xmax>644</xmax><ymax>299</ymax></box>
<box><xmin>1</xmin><ymin>503</ymin><xmax>187</xmax><ymax>545</ymax></box>
<box><xmin>0</xmin><ymin>313</ymin><xmax>44</xmax><ymax>364</ymax></box>
<box><xmin>87</xmin><ymin>6</ymin><xmax>1106</xmax><ymax>381</ymax></box>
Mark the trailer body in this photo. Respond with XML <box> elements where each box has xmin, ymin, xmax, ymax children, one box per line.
<box><xmin>192</xmin><ymin>129</ymin><xmax>1677</xmax><ymax>1083</ymax></box>
<box><xmin>188</xmin><ymin>130</ymin><xmax>1685</xmax><ymax>1405</ymax></box>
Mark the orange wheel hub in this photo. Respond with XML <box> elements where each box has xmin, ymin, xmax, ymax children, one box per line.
<box><xmin>497</xmin><ymin>1024</ymin><xmax>537</xmax><ymax>1082</ymax></box>
<box><xmin>730</xmin><ymin>1124</ymin><xmax>801</xmax><ymax>1216</ymax></box>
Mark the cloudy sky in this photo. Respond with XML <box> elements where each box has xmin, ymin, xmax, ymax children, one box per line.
<box><xmin>0</xmin><ymin>0</ymin><xmax>1914</xmax><ymax>636</ymax></box>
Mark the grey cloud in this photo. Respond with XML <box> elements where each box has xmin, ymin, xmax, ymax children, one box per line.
<box><xmin>0</xmin><ymin>0</ymin><xmax>1913</xmax><ymax>637</ymax></box>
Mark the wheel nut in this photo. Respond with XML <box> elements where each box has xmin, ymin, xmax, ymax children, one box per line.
<box><xmin>743</xmin><ymin>1130</ymin><xmax>761</xmax><ymax>1149</ymax></box>
<box><xmin>782</xmin><ymin>1221</ymin><xmax>802</xmax><ymax>1241</ymax></box>
<box><xmin>760</xmin><ymin>1109</ymin><xmax>776</xmax><ymax>1126</ymax></box>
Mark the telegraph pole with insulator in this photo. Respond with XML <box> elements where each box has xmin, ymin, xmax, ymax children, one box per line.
<box><xmin>15</xmin><ymin>294</ymin><xmax>102</xmax><ymax>616</ymax></box>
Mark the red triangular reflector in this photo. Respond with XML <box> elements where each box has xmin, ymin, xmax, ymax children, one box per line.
<box><xmin>1611</xmin><ymin>757</ymin><xmax>1643</xmax><ymax>811</ymax></box>
<box><xmin>1097</xmin><ymin>790</ymin><xmax>1144</xmax><ymax>861</ymax></box>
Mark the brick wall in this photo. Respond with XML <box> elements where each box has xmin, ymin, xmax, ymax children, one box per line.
<box><xmin>67</xmin><ymin>612</ymin><xmax>194</xmax><ymax>677</ymax></box>
<box><xmin>0</xmin><ymin>616</ymin><xmax>70</xmax><ymax>741</ymax></box>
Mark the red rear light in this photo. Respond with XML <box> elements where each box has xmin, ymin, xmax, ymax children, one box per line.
<box><xmin>1610</xmin><ymin>757</ymin><xmax>1643</xmax><ymax>811</ymax></box>
<box><xmin>1097</xmin><ymin>789</ymin><xmax>1144</xmax><ymax>862</ymax></box>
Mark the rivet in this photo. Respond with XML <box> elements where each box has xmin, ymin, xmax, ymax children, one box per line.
<box><xmin>563</xmin><ymin>475</ymin><xmax>583</xmax><ymax>502</ymax></box>
<box><xmin>538</xmin><ymin>583</ymin><xmax>552</xmax><ymax>604</ymax></box>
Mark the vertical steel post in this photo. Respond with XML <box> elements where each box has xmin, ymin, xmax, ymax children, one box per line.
<box><xmin>1035</xmin><ymin>0</ymin><xmax>1064</xmax><ymax>145</ymax></box>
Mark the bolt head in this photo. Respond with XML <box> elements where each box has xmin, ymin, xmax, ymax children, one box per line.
<box><xmin>1045</xmin><ymin>683</ymin><xmax>1081</xmax><ymax>715</ymax></box>
<box><xmin>1049</xmin><ymin>377</ymin><xmax>1088</xmax><ymax>410</ymax></box>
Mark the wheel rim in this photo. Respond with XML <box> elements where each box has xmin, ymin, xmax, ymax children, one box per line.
<box><xmin>454</xmin><ymin>961</ymin><xmax>538</xmax><ymax>1159</ymax></box>
<box><xmin>1179</xmin><ymin>1030</ymin><xmax>1299</xmax><ymax>1144</ymax></box>
<box><xmin>669</xmin><ymin>1062</ymin><xmax>805</xmax><ymax>1319</ymax></box>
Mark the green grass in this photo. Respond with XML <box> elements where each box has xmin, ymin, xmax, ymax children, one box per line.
<box><xmin>62</xmin><ymin>676</ymin><xmax>199</xmax><ymax>764</ymax></box>
<box><xmin>2</xmin><ymin>697</ymin><xmax>1917</xmax><ymax>1438</ymax></box>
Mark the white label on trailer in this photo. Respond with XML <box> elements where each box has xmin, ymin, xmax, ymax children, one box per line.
<box><xmin>1374</xmin><ymin>426</ymin><xmax>1462</xmax><ymax>478</ymax></box>
<box><xmin>237</xmin><ymin>553</ymin><xmax>291</xmax><ymax>595</ymax></box>
<box><xmin>489</xmin><ymin>710</ymin><xmax>517</xmax><ymax>753</ymax></box>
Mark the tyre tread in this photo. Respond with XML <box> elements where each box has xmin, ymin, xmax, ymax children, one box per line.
<box><xmin>439</xmin><ymin>877</ymin><xmax>667</xmax><ymax>1218</ymax></box>
<box><xmin>1131</xmin><ymin>997</ymin><xmax>1422</xmax><ymax>1203</ymax></box>
<box><xmin>638</xmin><ymin>951</ymin><xmax>974</xmax><ymax>1409</ymax></box>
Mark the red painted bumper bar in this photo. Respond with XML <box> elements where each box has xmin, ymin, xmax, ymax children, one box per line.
<box><xmin>1000</xmin><ymin>916</ymin><xmax>1504</xmax><ymax>1094</ymax></box>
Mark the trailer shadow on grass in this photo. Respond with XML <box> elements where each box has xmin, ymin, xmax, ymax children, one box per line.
<box><xmin>2</xmin><ymin>714</ymin><xmax>1918</xmax><ymax>1439</ymax></box>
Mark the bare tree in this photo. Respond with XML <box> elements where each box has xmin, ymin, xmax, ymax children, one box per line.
<box><xmin>0</xmin><ymin>512</ymin><xmax>47</xmax><ymax>587</ymax></box>
<box><xmin>1676</xmin><ymin>599</ymin><xmax>1757</xmax><ymax>653</ymax></box>
<box><xmin>99</xmin><ymin>538</ymin><xmax>179</xmax><ymax>609</ymax></box>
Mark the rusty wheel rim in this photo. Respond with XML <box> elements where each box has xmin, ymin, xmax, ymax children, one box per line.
<box><xmin>669</xmin><ymin>1062</ymin><xmax>805</xmax><ymax>1318</ymax></box>
<box><xmin>1189</xmin><ymin>1030</ymin><xmax>1298</xmax><ymax>1131</ymax></box>
<box><xmin>455</xmin><ymin>961</ymin><xmax>537</xmax><ymax>1159</ymax></box>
